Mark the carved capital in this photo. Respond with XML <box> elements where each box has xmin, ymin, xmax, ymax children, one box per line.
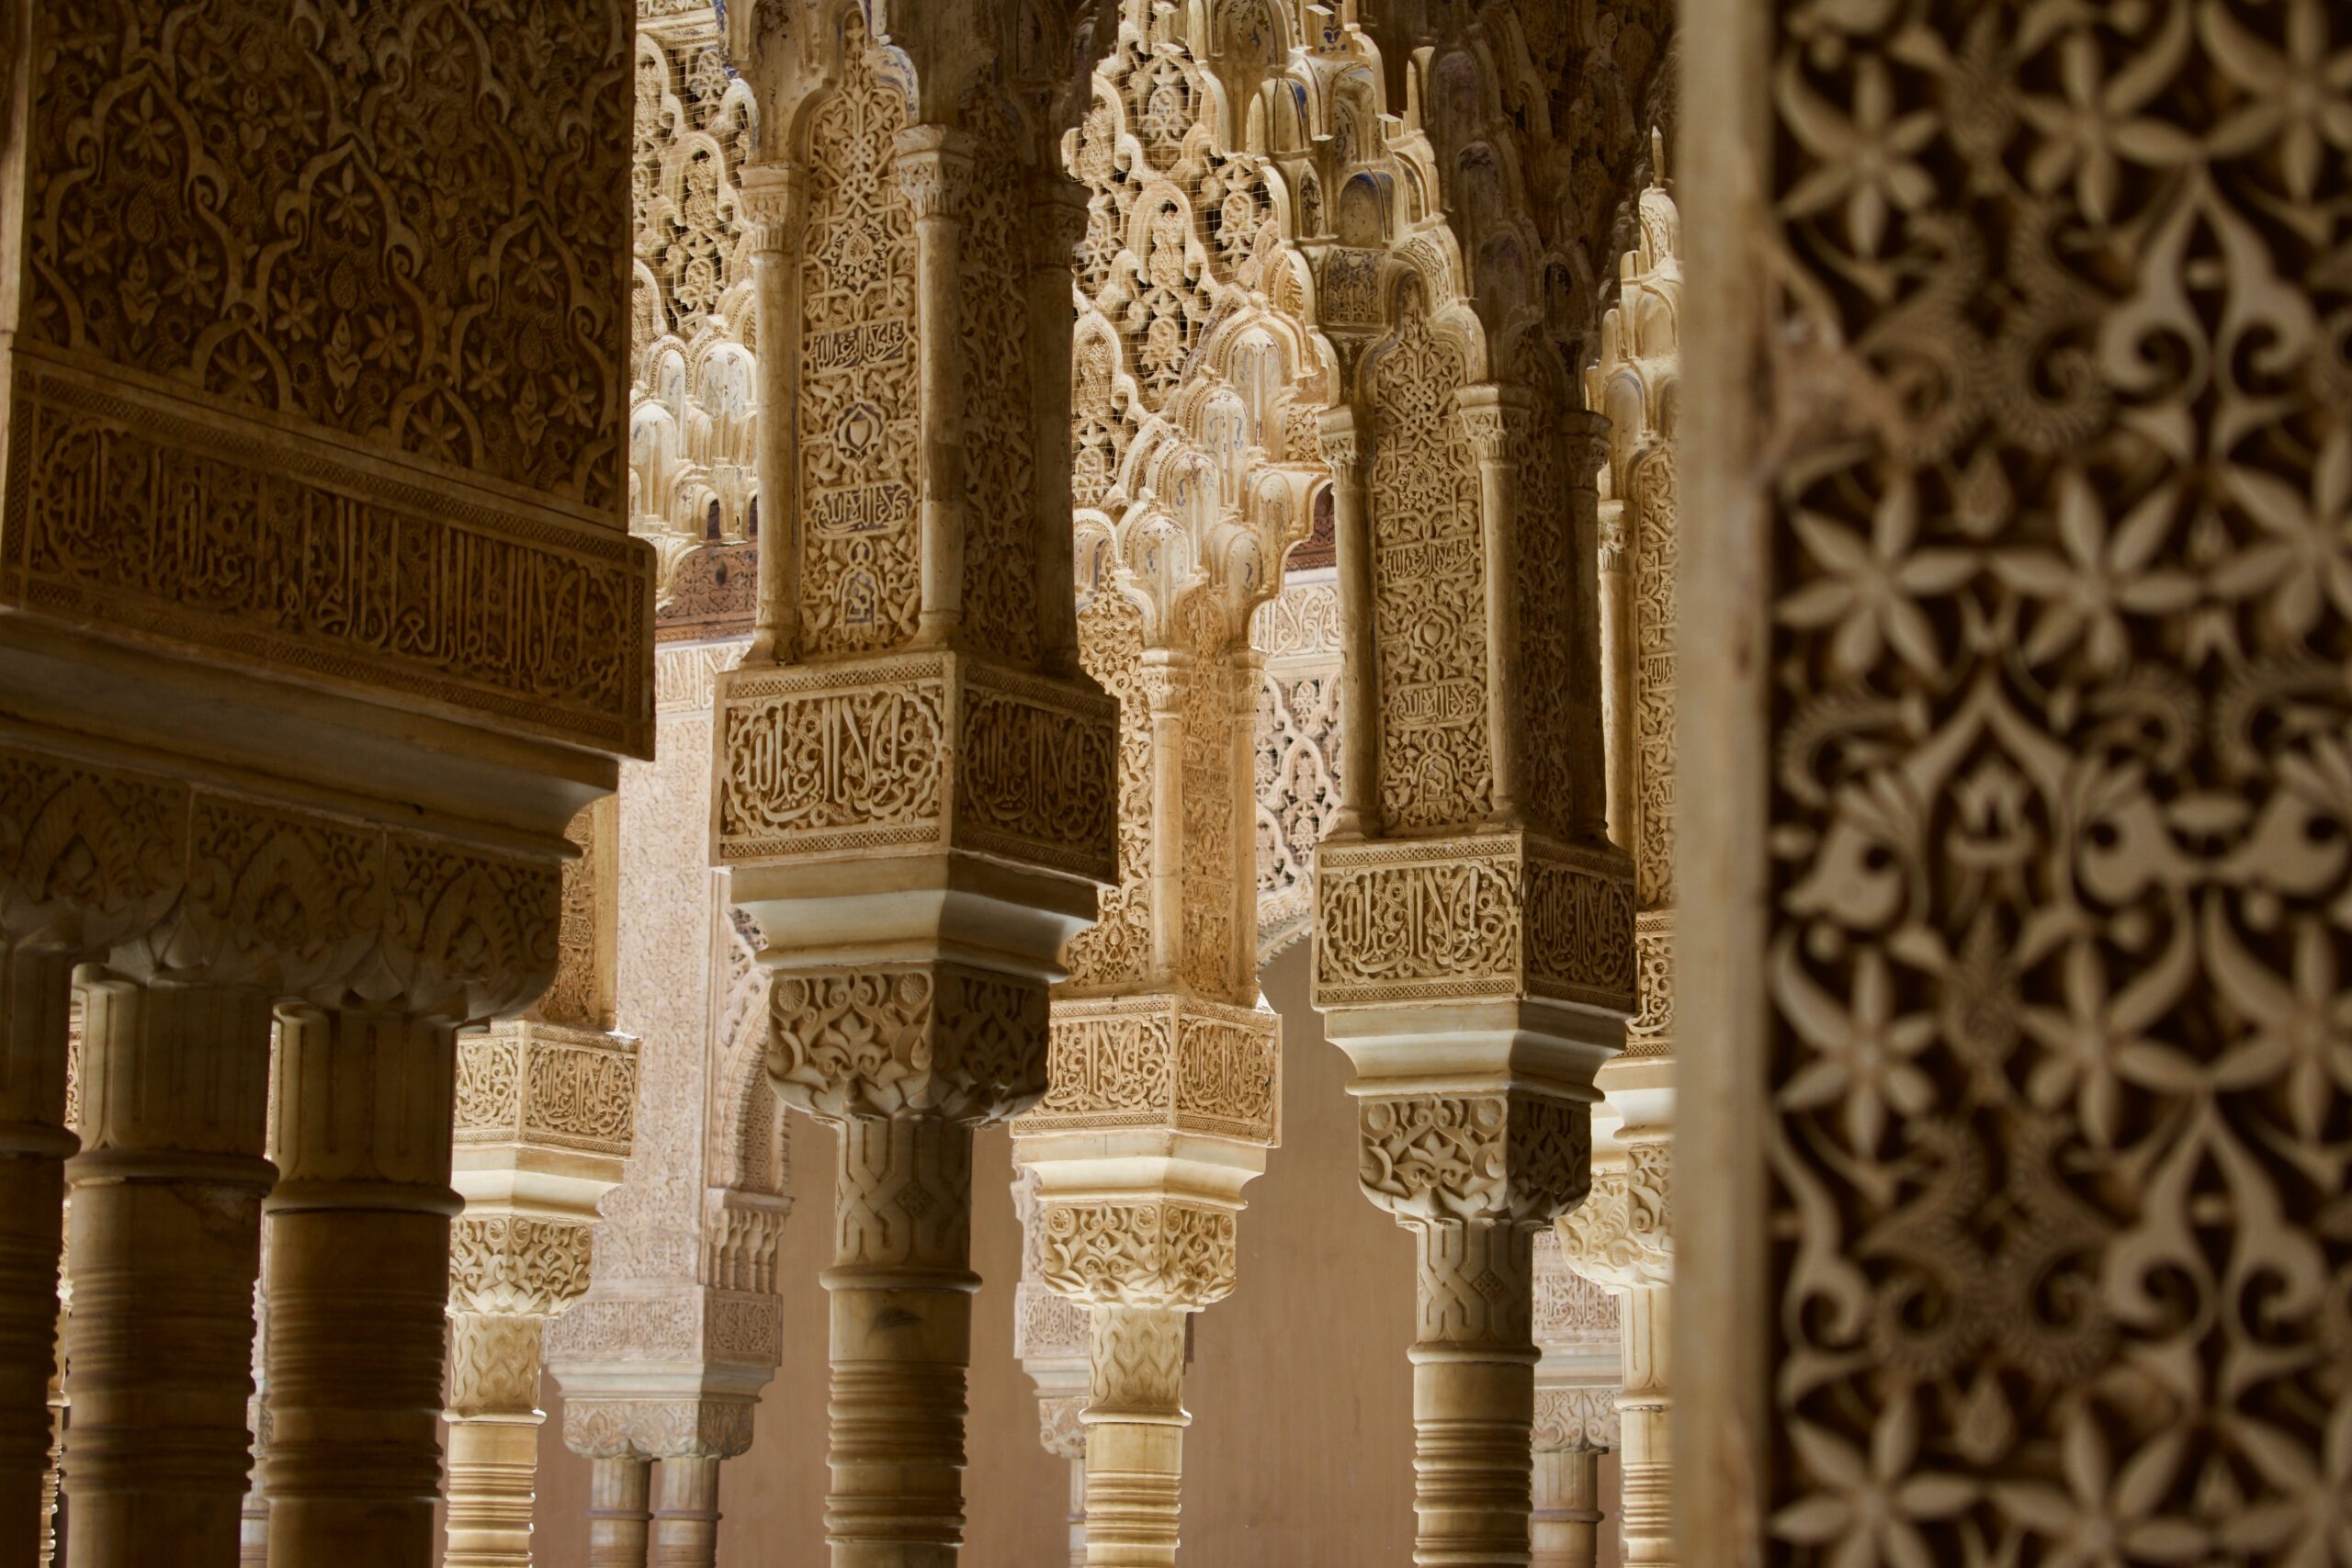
<box><xmin>446</xmin><ymin>1312</ymin><xmax>545</xmax><ymax>1420</ymax></box>
<box><xmin>1532</xmin><ymin>1383</ymin><xmax>1620</xmax><ymax>1455</ymax></box>
<box><xmin>1562</xmin><ymin>408</ymin><xmax>1611</xmax><ymax>491</ymax></box>
<box><xmin>1037</xmin><ymin>1393</ymin><xmax>1089</xmax><ymax>1460</ymax></box>
<box><xmin>736</xmin><ymin>161</ymin><xmax>806</xmax><ymax>251</ymax></box>
<box><xmin>0</xmin><ymin>743</ymin><xmax>563</xmax><ymax>1017</ymax></box>
<box><xmin>1027</xmin><ymin>176</ymin><xmax>1091</xmax><ymax>269</ymax></box>
<box><xmin>768</xmin><ymin>963</ymin><xmax>1049</xmax><ymax>1124</ymax></box>
<box><xmin>1038</xmin><ymin>1199</ymin><xmax>1238</xmax><ymax>1309</ymax></box>
<box><xmin>1314</xmin><ymin>407</ymin><xmax>1367</xmax><ymax>474</ymax></box>
<box><xmin>448</xmin><ymin>1215</ymin><xmax>595</xmax><ymax>1317</ymax></box>
<box><xmin>1454</xmin><ymin>384</ymin><xmax>1534</xmax><ymax>467</ymax></box>
<box><xmin>1358</xmin><ymin>1091</ymin><xmax>1590</xmax><ymax>1228</ymax></box>
<box><xmin>893</xmin><ymin>125</ymin><xmax>975</xmax><ymax>221</ymax></box>
<box><xmin>1556</xmin><ymin>1137</ymin><xmax>1672</xmax><ymax>1292</ymax></box>
<box><xmin>560</xmin><ymin>1396</ymin><xmax>755</xmax><ymax>1462</ymax></box>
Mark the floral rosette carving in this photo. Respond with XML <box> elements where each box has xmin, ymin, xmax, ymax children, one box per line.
<box><xmin>1751</xmin><ymin>0</ymin><xmax>2352</xmax><ymax>1555</ymax></box>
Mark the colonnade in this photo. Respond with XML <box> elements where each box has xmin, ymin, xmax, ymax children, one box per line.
<box><xmin>15</xmin><ymin>0</ymin><xmax>2347</xmax><ymax>1564</ymax></box>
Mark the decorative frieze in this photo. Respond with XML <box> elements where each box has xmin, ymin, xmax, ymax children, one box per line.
<box><xmin>454</xmin><ymin>1021</ymin><xmax>639</xmax><ymax>1159</ymax></box>
<box><xmin>715</xmin><ymin>651</ymin><xmax>1117</xmax><ymax>883</ymax></box>
<box><xmin>1023</xmin><ymin>996</ymin><xmax>1278</xmax><ymax>1145</ymax></box>
<box><xmin>1313</xmin><ymin>832</ymin><xmax>1636</xmax><ymax>1014</ymax></box>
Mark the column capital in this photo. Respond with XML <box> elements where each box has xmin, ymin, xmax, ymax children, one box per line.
<box><xmin>1562</xmin><ymin>407</ymin><xmax>1612</xmax><ymax>490</ymax></box>
<box><xmin>1027</xmin><ymin>175</ymin><xmax>1091</xmax><ymax>270</ymax></box>
<box><xmin>560</xmin><ymin>1396</ymin><xmax>757</xmax><ymax>1462</ymax></box>
<box><xmin>1358</xmin><ymin>1089</ymin><xmax>1590</xmax><ymax>1230</ymax></box>
<box><xmin>736</xmin><ymin>161</ymin><xmax>807</xmax><ymax>252</ymax></box>
<box><xmin>1556</xmin><ymin>1135</ymin><xmax>1672</xmax><ymax>1291</ymax></box>
<box><xmin>1314</xmin><ymin>405</ymin><xmax>1368</xmax><ymax>471</ymax></box>
<box><xmin>448</xmin><ymin>1214</ymin><xmax>594</xmax><ymax>1317</ymax></box>
<box><xmin>1454</xmin><ymin>383</ymin><xmax>1536</xmax><ymax>466</ymax></box>
<box><xmin>893</xmin><ymin>124</ymin><xmax>975</xmax><ymax>221</ymax></box>
<box><xmin>1036</xmin><ymin>1199</ymin><xmax>1238</xmax><ymax>1310</ymax></box>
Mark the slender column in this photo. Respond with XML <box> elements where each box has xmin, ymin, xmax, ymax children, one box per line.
<box><xmin>1027</xmin><ymin>175</ymin><xmax>1088</xmax><ymax>680</ymax></box>
<box><xmin>585</xmin><ymin>1458</ymin><xmax>652</xmax><ymax>1568</ymax></box>
<box><xmin>1614</xmin><ymin>1287</ymin><xmax>1670</xmax><ymax>1568</ymax></box>
<box><xmin>264</xmin><ymin>1005</ymin><xmax>458</xmax><ymax>1568</ymax></box>
<box><xmin>1406</xmin><ymin>1214</ymin><xmax>1541</xmax><ymax>1567</ymax></box>
<box><xmin>897</xmin><ymin>127</ymin><xmax>974</xmax><ymax>647</ymax></box>
<box><xmin>1594</xmin><ymin>506</ymin><xmax>1634</xmax><ymax>852</ymax></box>
<box><xmin>1557</xmin><ymin>1088</ymin><xmax>1673</xmax><ymax>1568</ymax></box>
<box><xmin>739</xmin><ymin>161</ymin><xmax>807</xmax><ymax>665</ymax></box>
<box><xmin>650</xmin><ymin>1456</ymin><xmax>720</xmax><ymax>1568</ymax></box>
<box><xmin>62</xmin><ymin>972</ymin><xmax>275</xmax><ymax>1568</ymax></box>
<box><xmin>0</xmin><ymin>944</ymin><xmax>75</xmax><ymax>1568</ymax></box>
<box><xmin>820</xmin><ymin>1113</ymin><xmax>975</xmax><ymax>1568</ymax></box>
<box><xmin>1530</xmin><ymin>1450</ymin><xmax>1602</xmax><ymax>1568</ymax></box>
<box><xmin>1458</xmin><ymin>387</ymin><xmax>1530</xmax><ymax>826</ymax></box>
<box><xmin>1080</xmin><ymin>1304</ymin><xmax>1187</xmax><ymax>1568</ymax></box>
<box><xmin>1559</xmin><ymin>412</ymin><xmax>1612</xmax><ymax>844</ymax></box>
<box><xmin>239</xmin><ymin>1258</ymin><xmax>269</xmax><ymax>1568</ymax></box>
<box><xmin>1316</xmin><ymin>410</ymin><xmax>1378</xmax><ymax>839</ymax></box>
<box><xmin>444</xmin><ymin>1313</ymin><xmax>548</xmax><ymax>1568</ymax></box>
<box><xmin>1065</xmin><ymin>1460</ymin><xmax>1088</xmax><ymax>1568</ymax></box>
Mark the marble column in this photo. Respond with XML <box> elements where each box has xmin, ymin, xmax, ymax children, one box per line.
<box><xmin>719</xmin><ymin>12</ymin><xmax>1117</xmax><ymax>1566</ymax></box>
<box><xmin>0</xmin><ymin>943</ymin><xmax>74</xmax><ymax>1568</ymax></box>
<box><xmin>61</xmin><ymin>972</ymin><xmax>274</xmax><ymax>1568</ymax></box>
<box><xmin>1314</xmin><ymin>384</ymin><xmax>1635</xmax><ymax>1566</ymax></box>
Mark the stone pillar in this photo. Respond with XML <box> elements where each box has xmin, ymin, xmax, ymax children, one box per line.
<box><xmin>1016</xmin><ymin>632</ymin><xmax>1282</xmax><ymax>1568</ymax></box>
<box><xmin>1567</xmin><ymin>165</ymin><xmax>1680</xmax><ymax>1568</ymax></box>
<box><xmin>444</xmin><ymin>1313</ymin><xmax>549</xmax><ymax>1568</ymax></box>
<box><xmin>1531</xmin><ymin>1235</ymin><xmax>1620</xmax><ymax>1568</ymax></box>
<box><xmin>1010</xmin><ymin>1169</ymin><xmax>1091</xmax><ymax>1565</ymax></box>
<box><xmin>650</xmin><ymin>1455</ymin><xmax>720</xmax><ymax>1568</ymax></box>
<box><xmin>263</xmin><ymin>1005</ymin><xmax>465</xmax><ymax>1568</ymax></box>
<box><xmin>444</xmin><ymin>797</ymin><xmax>638</xmax><ymax>1568</ymax></box>
<box><xmin>0</xmin><ymin>942</ymin><xmax>75</xmax><ymax>1568</ymax></box>
<box><xmin>1317</xmin><ymin>414</ymin><xmax>1380</xmax><ymax>842</ymax></box>
<box><xmin>719</xmin><ymin>13</ymin><xmax>1116</xmax><ymax>1567</ymax></box>
<box><xmin>62</xmin><ymin>972</ymin><xmax>275</xmax><ymax>1568</ymax></box>
<box><xmin>583</xmin><ymin>1457</ymin><xmax>651</xmax><ymax>1568</ymax></box>
<box><xmin>1313</xmin><ymin>299</ymin><xmax>1635</xmax><ymax>1568</ymax></box>
<box><xmin>0</xmin><ymin>4</ymin><xmax>646</xmax><ymax>1566</ymax></box>
<box><xmin>738</xmin><ymin>160</ymin><xmax>805</xmax><ymax>666</ymax></box>
<box><xmin>240</xmin><ymin>1247</ymin><xmax>269</xmax><ymax>1568</ymax></box>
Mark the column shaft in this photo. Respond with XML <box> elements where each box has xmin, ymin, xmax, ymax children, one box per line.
<box><xmin>899</xmin><ymin>132</ymin><xmax>970</xmax><ymax>645</ymax></box>
<box><xmin>743</xmin><ymin>165</ymin><xmax>805</xmax><ymax>663</ymax></box>
<box><xmin>1530</xmin><ymin>1450</ymin><xmax>1601</xmax><ymax>1568</ymax></box>
<box><xmin>1081</xmin><ymin>1304</ymin><xmax>1186</xmax><ymax>1568</ymax></box>
<box><xmin>586</xmin><ymin>1457</ymin><xmax>652</xmax><ymax>1568</ymax></box>
<box><xmin>650</xmin><ymin>1456</ymin><xmax>720</xmax><ymax>1568</ymax></box>
<box><xmin>265</xmin><ymin>1006</ymin><xmax>458</xmax><ymax>1568</ymax></box>
<box><xmin>1320</xmin><ymin>419</ymin><xmax>1378</xmax><ymax>838</ymax></box>
<box><xmin>822</xmin><ymin>1114</ymin><xmax>975</xmax><ymax>1568</ymax></box>
<box><xmin>0</xmin><ymin>945</ymin><xmax>74</xmax><ymax>1568</ymax></box>
<box><xmin>1410</xmin><ymin>1219</ymin><xmax>1538</xmax><ymax>1568</ymax></box>
<box><xmin>1468</xmin><ymin>413</ymin><xmax>1525</xmax><ymax>823</ymax></box>
<box><xmin>1065</xmin><ymin>1457</ymin><xmax>1088</xmax><ymax>1568</ymax></box>
<box><xmin>1616</xmin><ymin>1286</ymin><xmax>1670</xmax><ymax>1568</ymax></box>
<box><xmin>62</xmin><ymin>973</ymin><xmax>275</xmax><ymax>1568</ymax></box>
<box><xmin>445</xmin><ymin>1313</ymin><xmax>547</xmax><ymax>1568</ymax></box>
